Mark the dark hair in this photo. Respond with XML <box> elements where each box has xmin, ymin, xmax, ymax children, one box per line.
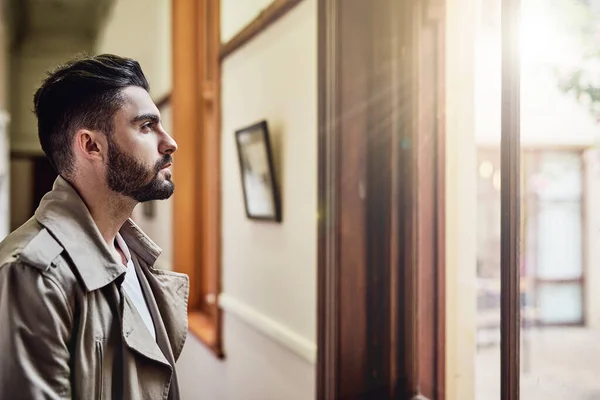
<box><xmin>33</xmin><ymin>53</ymin><xmax>150</xmax><ymax>177</ymax></box>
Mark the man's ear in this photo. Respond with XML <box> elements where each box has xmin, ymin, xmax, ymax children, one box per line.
<box><xmin>74</xmin><ymin>129</ymin><xmax>106</xmax><ymax>162</ymax></box>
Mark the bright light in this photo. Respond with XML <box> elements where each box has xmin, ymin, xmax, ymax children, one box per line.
<box><xmin>519</xmin><ymin>1</ymin><xmax>583</xmax><ymax>69</ymax></box>
<box><xmin>479</xmin><ymin>161</ymin><xmax>494</xmax><ymax>179</ymax></box>
<box><xmin>493</xmin><ymin>170</ymin><xmax>502</xmax><ymax>191</ymax></box>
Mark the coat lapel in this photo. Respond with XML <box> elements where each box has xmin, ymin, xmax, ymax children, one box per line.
<box><xmin>132</xmin><ymin>257</ymin><xmax>183</xmax><ymax>400</ymax></box>
<box><xmin>121</xmin><ymin>292</ymin><xmax>172</xmax><ymax>368</ymax></box>
<box><xmin>133</xmin><ymin>256</ymin><xmax>189</xmax><ymax>361</ymax></box>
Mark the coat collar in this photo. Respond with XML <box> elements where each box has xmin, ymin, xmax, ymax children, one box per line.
<box><xmin>34</xmin><ymin>176</ymin><xmax>162</xmax><ymax>292</ymax></box>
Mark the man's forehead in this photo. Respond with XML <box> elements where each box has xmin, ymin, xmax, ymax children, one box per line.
<box><xmin>120</xmin><ymin>86</ymin><xmax>159</xmax><ymax>116</ymax></box>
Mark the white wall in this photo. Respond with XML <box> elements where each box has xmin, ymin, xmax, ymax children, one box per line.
<box><xmin>178</xmin><ymin>1</ymin><xmax>317</xmax><ymax>399</ymax></box>
<box><xmin>96</xmin><ymin>0</ymin><xmax>174</xmax><ymax>270</ymax></box>
<box><xmin>96</xmin><ymin>0</ymin><xmax>172</xmax><ymax>100</ymax></box>
<box><xmin>220</xmin><ymin>0</ymin><xmax>317</xmax><ymax>346</ymax></box>
<box><xmin>178</xmin><ymin>313</ymin><xmax>314</xmax><ymax>400</ymax></box>
<box><xmin>220</xmin><ymin>0</ymin><xmax>275</xmax><ymax>43</ymax></box>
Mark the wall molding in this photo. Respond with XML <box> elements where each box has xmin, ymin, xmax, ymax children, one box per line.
<box><xmin>155</xmin><ymin>92</ymin><xmax>171</xmax><ymax>110</ymax></box>
<box><xmin>218</xmin><ymin>293</ymin><xmax>316</xmax><ymax>364</ymax></box>
<box><xmin>220</xmin><ymin>0</ymin><xmax>304</xmax><ymax>60</ymax></box>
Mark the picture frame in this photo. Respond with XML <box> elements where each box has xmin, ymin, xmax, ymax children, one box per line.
<box><xmin>235</xmin><ymin>120</ymin><xmax>282</xmax><ymax>222</ymax></box>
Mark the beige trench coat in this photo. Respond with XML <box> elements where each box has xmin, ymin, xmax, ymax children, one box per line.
<box><xmin>0</xmin><ymin>177</ymin><xmax>189</xmax><ymax>400</ymax></box>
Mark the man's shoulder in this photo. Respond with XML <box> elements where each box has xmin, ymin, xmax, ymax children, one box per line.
<box><xmin>0</xmin><ymin>218</ymin><xmax>45</xmax><ymax>266</ymax></box>
<box><xmin>0</xmin><ymin>219</ymin><xmax>78</xmax><ymax>296</ymax></box>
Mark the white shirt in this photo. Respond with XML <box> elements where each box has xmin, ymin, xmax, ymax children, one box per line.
<box><xmin>115</xmin><ymin>233</ymin><xmax>157</xmax><ymax>341</ymax></box>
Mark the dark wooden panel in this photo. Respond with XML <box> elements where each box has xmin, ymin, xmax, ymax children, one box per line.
<box><xmin>9</xmin><ymin>153</ymin><xmax>57</xmax><ymax>216</ymax></box>
<box><xmin>365</xmin><ymin>0</ymin><xmax>393</xmax><ymax>396</ymax></box>
<box><xmin>393</xmin><ymin>1</ymin><xmax>419</xmax><ymax>397</ymax></box>
<box><xmin>317</xmin><ymin>0</ymin><xmax>446</xmax><ymax>399</ymax></box>
<box><xmin>32</xmin><ymin>156</ymin><xmax>57</xmax><ymax>214</ymax></box>
<box><xmin>337</xmin><ymin>0</ymin><xmax>370</xmax><ymax>397</ymax></box>
<box><xmin>316</xmin><ymin>0</ymin><xmax>340</xmax><ymax>397</ymax></box>
<box><xmin>500</xmin><ymin>0</ymin><xmax>521</xmax><ymax>397</ymax></box>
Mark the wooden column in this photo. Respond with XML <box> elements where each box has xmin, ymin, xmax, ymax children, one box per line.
<box><xmin>500</xmin><ymin>0</ymin><xmax>521</xmax><ymax>397</ymax></box>
<box><xmin>317</xmin><ymin>0</ymin><xmax>446</xmax><ymax>398</ymax></box>
<box><xmin>172</xmin><ymin>0</ymin><xmax>223</xmax><ymax>357</ymax></box>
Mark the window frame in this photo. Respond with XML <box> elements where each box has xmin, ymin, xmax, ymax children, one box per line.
<box><xmin>172</xmin><ymin>0</ymin><xmax>224</xmax><ymax>358</ymax></box>
<box><xmin>499</xmin><ymin>0</ymin><xmax>521</xmax><ymax>396</ymax></box>
<box><xmin>171</xmin><ymin>0</ymin><xmax>305</xmax><ymax>359</ymax></box>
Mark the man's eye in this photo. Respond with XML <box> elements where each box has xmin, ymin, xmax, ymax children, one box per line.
<box><xmin>142</xmin><ymin>123</ymin><xmax>153</xmax><ymax>131</ymax></box>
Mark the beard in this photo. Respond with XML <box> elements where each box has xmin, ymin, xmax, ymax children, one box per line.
<box><xmin>106</xmin><ymin>139</ymin><xmax>175</xmax><ymax>203</ymax></box>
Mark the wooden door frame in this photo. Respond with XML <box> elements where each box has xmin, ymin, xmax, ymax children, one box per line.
<box><xmin>316</xmin><ymin>0</ymin><xmax>446</xmax><ymax>398</ymax></box>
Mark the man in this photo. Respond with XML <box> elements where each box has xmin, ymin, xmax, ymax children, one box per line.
<box><xmin>0</xmin><ymin>54</ymin><xmax>188</xmax><ymax>399</ymax></box>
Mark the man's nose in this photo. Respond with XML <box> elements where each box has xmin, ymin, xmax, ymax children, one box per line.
<box><xmin>161</xmin><ymin>131</ymin><xmax>178</xmax><ymax>155</ymax></box>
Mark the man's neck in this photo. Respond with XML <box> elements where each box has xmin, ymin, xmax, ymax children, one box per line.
<box><xmin>72</xmin><ymin>180</ymin><xmax>137</xmax><ymax>249</ymax></box>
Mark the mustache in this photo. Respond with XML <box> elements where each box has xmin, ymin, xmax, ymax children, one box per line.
<box><xmin>154</xmin><ymin>155</ymin><xmax>173</xmax><ymax>173</ymax></box>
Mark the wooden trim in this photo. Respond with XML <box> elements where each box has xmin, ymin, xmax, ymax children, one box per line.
<box><xmin>317</xmin><ymin>0</ymin><xmax>446</xmax><ymax>398</ymax></box>
<box><xmin>155</xmin><ymin>93</ymin><xmax>171</xmax><ymax>110</ymax></box>
<box><xmin>188</xmin><ymin>311</ymin><xmax>225</xmax><ymax>357</ymax></box>
<box><xmin>396</xmin><ymin>1</ymin><xmax>419</xmax><ymax>397</ymax></box>
<box><xmin>581</xmin><ymin>148</ymin><xmax>588</xmax><ymax>327</ymax></box>
<box><xmin>172</xmin><ymin>0</ymin><xmax>202</xmax><ymax>336</ymax></box>
<box><xmin>478</xmin><ymin>143</ymin><xmax>592</xmax><ymax>152</ymax></box>
<box><xmin>539</xmin><ymin>321</ymin><xmax>584</xmax><ymax>327</ymax></box>
<box><xmin>172</xmin><ymin>0</ymin><xmax>223</xmax><ymax>358</ymax></box>
<box><xmin>220</xmin><ymin>0</ymin><xmax>304</xmax><ymax>59</ymax></box>
<box><xmin>500</xmin><ymin>0</ymin><xmax>521</xmax><ymax>397</ymax></box>
<box><xmin>366</xmin><ymin>0</ymin><xmax>395</xmax><ymax>395</ymax></box>
<box><xmin>433</xmin><ymin>2</ymin><xmax>446</xmax><ymax>397</ymax></box>
<box><xmin>534</xmin><ymin>277</ymin><xmax>584</xmax><ymax>285</ymax></box>
<box><xmin>8</xmin><ymin>152</ymin><xmax>55</xmax><ymax>222</ymax></box>
<box><xmin>315</xmin><ymin>0</ymin><xmax>338</xmax><ymax>396</ymax></box>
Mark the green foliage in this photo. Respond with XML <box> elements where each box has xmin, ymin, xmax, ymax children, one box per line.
<box><xmin>554</xmin><ymin>0</ymin><xmax>600</xmax><ymax>119</ymax></box>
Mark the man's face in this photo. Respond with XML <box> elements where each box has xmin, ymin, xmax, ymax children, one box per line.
<box><xmin>106</xmin><ymin>86</ymin><xmax>177</xmax><ymax>202</ymax></box>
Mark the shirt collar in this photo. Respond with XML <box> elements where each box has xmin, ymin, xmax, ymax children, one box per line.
<box><xmin>115</xmin><ymin>233</ymin><xmax>132</xmax><ymax>265</ymax></box>
<box><xmin>34</xmin><ymin>176</ymin><xmax>162</xmax><ymax>292</ymax></box>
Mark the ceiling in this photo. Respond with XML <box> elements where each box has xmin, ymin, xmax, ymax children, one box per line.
<box><xmin>5</xmin><ymin>0</ymin><xmax>115</xmax><ymax>47</ymax></box>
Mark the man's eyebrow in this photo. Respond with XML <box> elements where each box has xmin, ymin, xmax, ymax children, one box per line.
<box><xmin>131</xmin><ymin>113</ymin><xmax>160</xmax><ymax>124</ymax></box>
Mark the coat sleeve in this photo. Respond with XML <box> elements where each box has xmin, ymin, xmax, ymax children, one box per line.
<box><xmin>0</xmin><ymin>261</ymin><xmax>73</xmax><ymax>399</ymax></box>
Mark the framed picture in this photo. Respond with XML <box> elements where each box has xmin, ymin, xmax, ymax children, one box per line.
<box><xmin>235</xmin><ymin>120</ymin><xmax>281</xmax><ymax>222</ymax></box>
